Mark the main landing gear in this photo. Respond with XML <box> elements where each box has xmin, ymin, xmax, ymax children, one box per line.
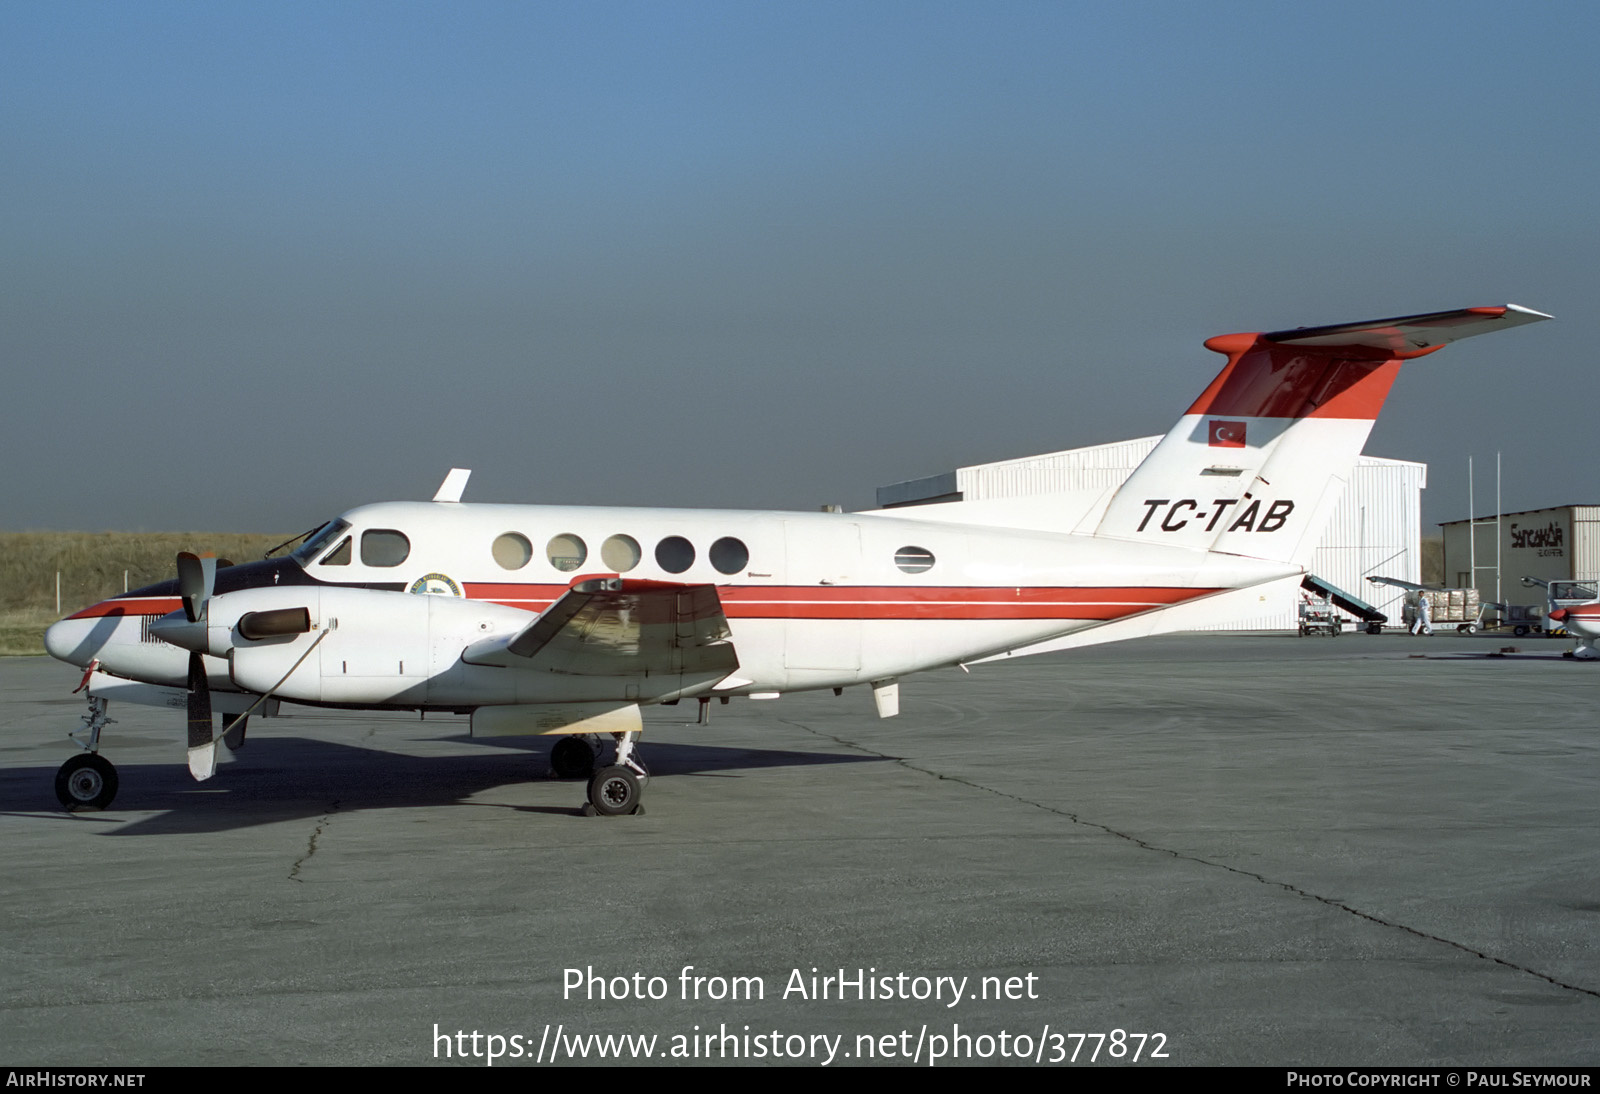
<box><xmin>56</xmin><ymin>695</ymin><xmax>118</xmax><ymax>811</ymax></box>
<box><xmin>551</xmin><ymin>731</ymin><xmax>648</xmax><ymax>816</ymax></box>
<box><xmin>549</xmin><ymin>735</ymin><xmax>599</xmax><ymax>779</ymax></box>
<box><xmin>587</xmin><ymin>765</ymin><xmax>642</xmax><ymax>816</ymax></box>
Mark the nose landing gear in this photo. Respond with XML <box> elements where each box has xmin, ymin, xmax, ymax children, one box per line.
<box><xmin>56</xmin><ymin>694</ymin><xmax>118</xmax><ymax>811</ymax></box>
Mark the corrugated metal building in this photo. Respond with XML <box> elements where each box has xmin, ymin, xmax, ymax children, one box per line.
<box><xmin>877</xmin><ymin>437</ymin><xmax>1425</xmax><ymax>630</ymax></box>
<box><xmin>1440</xmin><ymin>506</ymin><xmax>1600</xmax><ymax>610</ymax></box>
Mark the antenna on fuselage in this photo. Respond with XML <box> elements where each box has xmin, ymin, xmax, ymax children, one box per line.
<box><xmin>433</xmin><ymin>468</ymin><xmax>471</xmax><ymax>503</ymax></box>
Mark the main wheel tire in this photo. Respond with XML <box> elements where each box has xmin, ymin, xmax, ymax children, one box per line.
<box><xmin>550</xmin><ymin>736</ymin><xmax>597</xmax><ymax>779</ymax></box>
<box><xmin>55</xmin><ymin>753</ymin><xmax>118</xmax><ymax>811</ymax></box>
<box><xmin>588</xmin><ymin>765</ymin><xmax>641</xmax><ymax>816</ymax></box>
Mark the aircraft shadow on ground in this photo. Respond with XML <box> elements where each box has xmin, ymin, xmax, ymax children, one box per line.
<box><xmin>3</xmin><ymin>737</ymin><xmax>883</xmax><ymax>835</ymax></box>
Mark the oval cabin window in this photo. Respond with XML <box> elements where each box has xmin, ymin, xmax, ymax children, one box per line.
<box><xmin>545</xmin><ymin>534</ymin><xmax>587</xmax><ymax>572</ymax></box>
<box><xmin>709</xmin><ymin>537</ymin><xmax>749</xmax><ymax>575</ymax></box>
<box><xmin>493</xmin><ymin>532</ymin><xmax>533</xmax><ymax>570</ymax></box>
<box><xmin>893</xmin><ymin>546</ymin><xmax>935</xmax><ymax>574</ymax></box>
<box><xmin>601</xmin><ymin>534</ymin><xmax>641</xmax><ymax>573</ymax></box>
<box><xmin>655</xmin><ymin>536</ymin><xmax>695</xmax><ymax>574</ymax></box>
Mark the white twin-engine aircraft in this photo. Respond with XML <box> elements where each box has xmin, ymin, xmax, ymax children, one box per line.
<box><xmin>45</xmin><ymin>304</ymin><xmax>1549</xmax><ymax>815</ymax></box>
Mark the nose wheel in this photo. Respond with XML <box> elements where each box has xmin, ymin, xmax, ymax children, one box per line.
<box><xmin>57</xmin><ymin>692</ymin><xmax>119</xmax><ymax>811</ymax></box>
<box><xmin>56</xmin><ymin>753</ymin><xmax>119</xmax><ymax>811</ymax></box>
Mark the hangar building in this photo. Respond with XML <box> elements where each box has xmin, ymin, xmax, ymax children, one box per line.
<box><xmin>877</xmin><ymin>436</ymin><xmax>1425</xmax><ymax>631</ymax></box>
<box><xmin>1439</xmin><ymin>506</ymin><xmax>1600</xmax><ymax>610</ymax></box>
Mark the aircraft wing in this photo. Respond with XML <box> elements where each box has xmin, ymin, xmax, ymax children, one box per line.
<box><xmin>463</xmin><ymin>578</ymin><xmax>739</xmax><ymax>681</ymax></box>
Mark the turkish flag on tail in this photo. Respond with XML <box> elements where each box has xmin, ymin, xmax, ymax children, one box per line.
<box><xmin>1208</xmin><ymin>419</ymin><xmax>1246</xmax><ymax>448</ymax></box>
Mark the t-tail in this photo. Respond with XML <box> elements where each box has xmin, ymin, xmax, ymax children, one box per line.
<box><xmin>1094</xmin><ymin>304</ymin><xmax>1551</xmax><ymax>565</ymax></box>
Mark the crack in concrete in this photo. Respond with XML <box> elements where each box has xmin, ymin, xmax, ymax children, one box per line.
<box><xmin>288</xmin><ymin>800</ymin><xmax>340</xmax><ymax>883</ymax></box>
<box><xmin>782</xmin><ymin>717</ymin><xmax>1600</xmax><ymax>1000</ymax></box>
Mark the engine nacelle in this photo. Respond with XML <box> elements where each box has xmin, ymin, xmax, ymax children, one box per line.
<box><xmin>192</xmin><ymin>587</ymin><xmax>531</xmax><ymax>705</ymax></box>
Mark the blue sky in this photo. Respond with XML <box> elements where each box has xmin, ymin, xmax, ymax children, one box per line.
<box><xmin>2</xmin><ymin>1</ymin><xmax>1594</xmax><ymax>531</ymax></box>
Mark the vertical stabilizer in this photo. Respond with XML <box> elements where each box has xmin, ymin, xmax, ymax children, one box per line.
<box><xmin>1094</xmin><ymin>305</ymin><xmax>1549</xmax><ymax>566</ymax></box>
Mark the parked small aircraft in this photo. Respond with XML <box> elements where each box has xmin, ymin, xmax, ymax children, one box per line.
<box><xmin>44</xmin><ymin>304</ymin><xmax>1549</xmax><ymax>815</ymax></box>
<box><xmin>1522</xmin><ymin>576</ymin><xmax>1599</xmax><ymax>652</ymax></box>
<box><xmin>1546</xmin><ymin>605</ymin><xmax>1600</xmax><ymax>658</ymax></box>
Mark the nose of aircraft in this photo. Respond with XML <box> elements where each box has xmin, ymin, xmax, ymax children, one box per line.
<box><xmin>44</xmin><ymin>614</ymin><xmax>96</xmax><ymax>666</ymax></box>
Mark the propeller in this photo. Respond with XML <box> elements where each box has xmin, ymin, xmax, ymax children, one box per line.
<box><xmin>175</xmin><ymin>553</ymin><xmax>219</xmax><ymax>779</ymax></box>
<box><xmin>159</xmin><ymin>551</ymin><xmax>317</xmax><ymax>779</ymax></box>
<box><xmin>186</xmin><ymin>650</ymin><xmax>217</xmax><ymax>780</ymax></box>
<box><xmin>177</xmin><ymin>552</ymin><xmax>217</xmax><ymax>624</ymax></box>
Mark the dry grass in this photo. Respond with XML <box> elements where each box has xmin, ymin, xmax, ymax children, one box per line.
<box><xmin>0</xmin><ymin>533</ymin><xmax>287</xmax><ymax>656</ymax></box>
<box><xmin>0</xmin><ymin>609</ymin><xmax>60</xmax><ymax>657</ymax></box>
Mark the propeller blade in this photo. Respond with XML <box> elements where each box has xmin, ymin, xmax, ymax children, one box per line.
<box><xmin>177</xmin><ymin>552</ymin><xmax>217</xmax><ymax>624</ymax></box>
<box><xmin>186</xmin><ymin>652</ymin><xmax>217</xmax><ymax>781</ymax></box>
<box><xmin>221</xmin><ymin>713</ymin><xmax>248</xmax><ymax>751</ymax></box>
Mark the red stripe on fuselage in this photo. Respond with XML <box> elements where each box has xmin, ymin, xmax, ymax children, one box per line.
<box><xmin>67</xmin><ymin>596</ymin><xmax>181</xmax><ymax>620</ymax></box>
<box><xmin>66</xmin><ymin>584</ymin><xmax>1226</xmax><ymax>624</ymax></box>
<box><xmin>463</xmin><ymin>583</ymin><xmax>1223</xmax><ymax>621</ymax></box>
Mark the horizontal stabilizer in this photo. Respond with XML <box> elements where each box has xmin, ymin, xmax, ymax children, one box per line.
<box><xmin>1257</xmin><ymin>304</ymin><xmax>1550</xmax><ymax>355</ymax></box>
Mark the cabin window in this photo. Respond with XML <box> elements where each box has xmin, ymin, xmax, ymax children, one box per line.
<box><xmin>546</xmin><ymin>533</ymin><xmax>587</xmax><ymax>572</ymax></box>
<box><xmin>320</xmin><ymin>537</ymin><xmax>352</xmax><ymax>566</ymax></box>
<box><xmin>894</xmin><ymin>546</ymin><xmax>935</xmax><ymax>573</ymax></box>
<box><xmin>493</xmin><ymin>532</ymin><xmax>532</xmax><ymax>570</ymax></box>
<box><xmin>709</xmin><ymin>537</ymin><xmax>749</xmax><ymax>575</ymax></box>
<box><xmin>655</xmin><ymin>536</ymin><xmax>695</xmax><ymax>574</ymax></box>
<box><xmin>601</xmin><ymin>534</ymin><xmax>641</xmax><ymax>573</ymax></box>
<box><xmin>361</xmin><ymin>529</ymin><xmax>411</xmax><ymax>567</ymax></box>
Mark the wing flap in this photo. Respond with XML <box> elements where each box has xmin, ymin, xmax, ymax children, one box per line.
<box><xmin>464</xmin><ymin>578</ymin><xmax>738</xmax><ymax>685</ymax></box>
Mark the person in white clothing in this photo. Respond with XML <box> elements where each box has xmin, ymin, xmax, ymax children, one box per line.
<box><xmin>1411</xmin><ymin>593</ymin><xmax>1433</xmax><ymax>636</ymax></box>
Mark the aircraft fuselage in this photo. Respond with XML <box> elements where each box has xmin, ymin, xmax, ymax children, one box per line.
<box><xmin>47</xmin><ymin>501</ymin><xmax>1289</xmax><ymax>709</ymax></box>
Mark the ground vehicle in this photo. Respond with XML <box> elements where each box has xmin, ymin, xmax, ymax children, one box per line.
<box><xmin>1297</xmin><ymin>593</ymin><xmax>1343</xmax><ymax>636</ymax></box>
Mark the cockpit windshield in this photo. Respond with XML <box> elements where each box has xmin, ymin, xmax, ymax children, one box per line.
<box><xmin>289</xmin><ymin>520</ymin><xmax>352</xmax><ymax>566</ymax></box>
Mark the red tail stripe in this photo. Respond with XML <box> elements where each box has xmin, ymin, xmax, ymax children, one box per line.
<box><xmin>1187</xmin><ymin>336</ymin><xmax>1404</xmax><ymax>421</ymax></box>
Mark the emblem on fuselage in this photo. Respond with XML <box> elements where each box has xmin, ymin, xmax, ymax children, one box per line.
<box><xmin>408</xmin><ymin>572</ymin><xmax>463</xmax><ymax>597</ymax></box>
